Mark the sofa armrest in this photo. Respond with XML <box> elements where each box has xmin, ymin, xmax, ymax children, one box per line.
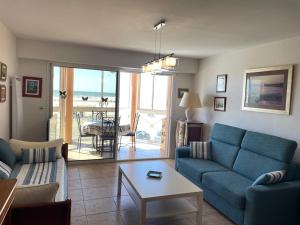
<box><xmin>11</xmin><ymin>199</ymin><xmax>71</xmax><ymax>225</ymax></box>
<box><xmin>61</xmin><ymin>143</ymin><xmax>68</xmax><ymax>162</ymax></box>
<box><xmin>175</xmin><ymin>146</ymin><xmax>191</xmax><ymax>159</ymax></box>
<box><xmin>244</xmin><ymin>181</ymin><xmax>300</xmax><ymax>225</ymax></box>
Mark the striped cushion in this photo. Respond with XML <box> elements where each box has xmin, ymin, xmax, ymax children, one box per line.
<box><xmin>252</xmin><ymin>170</ymin><xmax>286</xmax><ymax>186</ymax></box>
<box><xmin>21</xmin><ymin>147</ymin><xmax>57</xmax><ymax>164</ymax></box>
<box><xmin>0</xmin><ymin>161</ymin><xmax>12</xmax><ymax>179</ymax></box>
<box><xmin>190</xmin><ymin>141</ymin><xmax>211</xmax><ymax>160</ymax></box>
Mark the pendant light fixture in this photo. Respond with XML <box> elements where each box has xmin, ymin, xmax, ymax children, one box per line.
<box><xmin>142</xmin><ymin>20</ymin><xmax>178</xmax><ymax>75</ymax></box>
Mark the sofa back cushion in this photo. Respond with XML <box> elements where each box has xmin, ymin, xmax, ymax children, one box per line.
<box><xmin>21</xmin><ymin>147</ymin><xmax>57</xmax><ymax>164</ymax></box>
<box><xmin>233</xmin><ymin>131</ymin><xmax>297</xmax><ymax>180</ymax></box>
<box><xmin>0</xmin><ymin>139</ymin><xmax>16</xmax><ymax>168</ymax></box>
<box><xmin>210</xmin><ymin>123</ymin><xmax>246</xmax><ymax>168</ymax></box>
<box><xmin>10</xmin><ymin>139</ymin><xmax>63</xmax><ymax>160</ymax></box>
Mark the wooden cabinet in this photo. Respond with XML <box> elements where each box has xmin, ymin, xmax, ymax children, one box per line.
<box><xmin>176</xmin><ymin>121</ymin><xmax>203</xmax><ymax>147</ymax></box>
<box><xmin>0</xmin><ymin>179</ymin><xmax>17</xmax><ymax>225</ymax></box>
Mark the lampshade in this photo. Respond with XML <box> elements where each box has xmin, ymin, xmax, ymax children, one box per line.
<box><xmin>179</xmin><ymin>92</ymin><xmax>201</xmax><ymax>108</ymax></box>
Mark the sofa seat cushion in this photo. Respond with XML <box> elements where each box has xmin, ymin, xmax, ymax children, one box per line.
<box><xmin>176</xmin><ymin>158</ymin><xmax>228</xmax><ymax>182</ymax></box>
<box><xmin>202</xmin><ymin>171</ymin><xmax>252</xmax><ymax>209</ymax></box>
<box><xmin>10</xmin><ymin>158</ymin><xmax>67</xmax><ymax>202</ymax></box>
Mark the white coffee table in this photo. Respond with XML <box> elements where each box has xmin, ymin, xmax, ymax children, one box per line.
<box><xmin>117</xmin><ymin>161</ymin><xmax>203</xmax><ymax>225</ymax></box>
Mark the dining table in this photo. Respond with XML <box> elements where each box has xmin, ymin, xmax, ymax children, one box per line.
<box><xmin>81</xmin><ymin>120</ymin><xmax>131</xmax><ymax>152</ymax></box>
<box><xmin>82</xmin><ymin>120</ymin><xmax>131</xmax><ymax>136</ymax></box>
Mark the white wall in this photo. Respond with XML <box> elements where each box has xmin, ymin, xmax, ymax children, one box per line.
<box><xmin>0</xmin><ymin>22</ymin><xmax>18</xmax><ymax>140</ymax></box>
<box><xmin>17</xmin><ymin>38</ymin><xmax>199</xmax><ymax>74</ymax></box>
<box><xmin>169</xmin><ymin>74</ymin><xmax>195</xmax><ymax>158</ymax></box>
<box><xmin>17</xmin><ymin>39</ymin><xmax>197</xmax><ymax>147</ymax></box>
<box><xmin>18</xmin><ymin>59</ymin><xmax>50</xmax><ymax>141</ymax></box>
<box><xmin>194</xmin><ymin>35</ymin><xmax>300</xmax><ymax>162</ymax></box>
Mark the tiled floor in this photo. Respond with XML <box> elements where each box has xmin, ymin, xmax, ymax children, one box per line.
<box><xmin>68</xmin><ymin>160</ymin><xmax>234</xmax><ymax>225</ymax></box>
<box><xmin>68</xmin><ymin>140</ymin><xmax>167</xmax><ymax>161</ymax></box>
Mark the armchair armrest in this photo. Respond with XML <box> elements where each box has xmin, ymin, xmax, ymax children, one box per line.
<box><xmin>175</xmin><ymin>146</ymin><xmax>191</xmax><ymax>159</ymax></box>
<box><xmin>244</xmin><ymin>181</ymin><xmax>300</xmax><ymax>225</ymax></box>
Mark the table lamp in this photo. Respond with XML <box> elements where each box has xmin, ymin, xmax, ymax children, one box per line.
<box><xmin>179</xmin><ymin>92</ymin><xmax>201</xmax><ymax>122</ymax></box>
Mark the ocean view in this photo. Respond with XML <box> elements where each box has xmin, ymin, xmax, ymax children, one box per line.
<box><xmin>53</xmin><ymin>90</ymin><xmax>116</xmax><ymax>98</ymax></box>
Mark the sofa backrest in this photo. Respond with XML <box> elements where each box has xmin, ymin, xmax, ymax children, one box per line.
<box><xmin>210</xmin><ymin>123</ymin><xmax>246</xmax><ymax>168</ymax></box>
<box><xmin>233</xmin><ymin>131</ymin><xmax>297</xmax><ymax>180</ymax></box>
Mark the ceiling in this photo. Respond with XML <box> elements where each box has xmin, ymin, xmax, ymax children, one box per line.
<box><xmin>1</xmin><ymin>0</ymin><xmax>300</xmax><ymax>58</ymax></box>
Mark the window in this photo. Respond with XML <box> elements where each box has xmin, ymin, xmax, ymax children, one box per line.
<box><xmin>119</xmin><ymin>72</ymin><xmax>131</xmax><ymax>109</ymax></box>
<box><xmin>139</xmin><ymin>74</ymin><xmax>169</xmax><ymax>111</ymax></box>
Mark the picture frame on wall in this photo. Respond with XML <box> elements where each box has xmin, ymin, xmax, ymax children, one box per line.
<box><xmin>242</xmin><ymin>65</ymin><xmax>293</xmax><ymax>115</ymax></box>
<box><xmin>214</xmin><ymin>97</ymin><xmax>226</xmax><ymax>112</ymax></box>
<box><xmin>216</xmin><ymin>74</ymin><xmax>227</xmax><ymax>92</ymax></box>
<box><xmin>0</xmin><ymin>85</ymin><xmax>6</xmax><ymax>103</ymax></box>
<box><xmin>22</xmin><ymin>76</ymin><xmax>43</xmax><ymax>98</ymax></box>
<box><xmin>0</xmin><ymin>63</ymin><xmax>7</xmax><ymax>81</ymax></box>
<box><xmin>178</xmin><ymin>88</ymin><xmax>189</xmax><ymax>98</ymax></box>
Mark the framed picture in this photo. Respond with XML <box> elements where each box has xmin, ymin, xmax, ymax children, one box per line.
<box><xmin>0</xmin><ymin>63</ymin><xmax>7</xmax><ymax>81</ymax></box>
<box><xmin>214</xmin><ymin>97</ymin><xmax>226</xmax><ymax>112</ymax></box>
<box><xmin>0</xmin><ymin>85</ymin><xmax>6</xmax><ymax>103</ymax></box>
<box><xmin>178</xmin><ymin>88</ymin><xmax>189</xmax><ymax>98</ymax></box>
<box><xmin>216</xmin><ymin>74</ymin><xmax>227</xmax><ymax>92</ymax></box>
<box><xmin>22</xmin><ymin>76</ymin><xmax>42</xmax><ymax>98</ymax></box>
<box><xmin>242</xmin><ymin>65</ymin><xmax>293</xmax><ymax>115</ymax></box>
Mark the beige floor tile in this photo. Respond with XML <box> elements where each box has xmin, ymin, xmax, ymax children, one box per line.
<box><xmin>113</xmin><ymin>195</ymin><xmax>136</xmax><ymax>211</ymax></box>
<box><xmin>202</xmin><ymin>201</ymin><xmax>218</xmax><ymax>216</ymax></box>
<box><xmin>203</xmin><ymin>212</ymin><xmax>234</xmax><ymax>225</ymax></box>
<box><xmin>68</xmin><ymin>168</ymin><xmax>81</xmax><ymax>180</ymax></box>
<box><xmin>120</xmin><ymin>209</ymin><xmax>138</xmax><ymax>225</ymax></box>
<box><xmin>69</xmin><ymin>188</ymin><xmax>84</xmax><ymax>201</ymax></box>
<box><xmin>82</xmin><ymin>186</ymin><xmax>114</xmax><ymax>200</ymax></box>
<box><xmin>71</xmin><ymin>216</ymin><xmax>87</xmax><ymax>225</ymax></box>
<box><xmin>81</xmin><ymin>177</ymin><xmax>117</xmax><ymax>189</ymax></box>
<box><xmin>84</xmin><ymin>198</ymin><xmax>117</xmax><ymax>215</ymax></box>
<box><xmin>68</xmin><ymin>160</ymin><xmax>233</xmax><ymax>225</ymax></box>
<box><xmin>87</xmin><ymin>212</ymin><xmax>124</xmax><ymax>225</ymax></box>
<box><xmin>71</xmin><ymin>201</ymin><xmax>86</xmax><ymax>217</ymax></box>
<box><xmin>68</xmin><ymin>178</ymin><xmax>82</xmax><ymax>190</ymax></box>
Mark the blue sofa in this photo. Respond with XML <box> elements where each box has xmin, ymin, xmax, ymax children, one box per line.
<box><xmin>175</xmin><ymin>123</ymin><xmax>300</xmax><ymax>225</ymax></box>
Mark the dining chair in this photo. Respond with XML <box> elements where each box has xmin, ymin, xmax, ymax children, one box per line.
<box><xmin>118</xmin><ymin>112</ymin><xmax>140</xmax><ymax>151</ymax></box>
<box><xmin>75</xmin><ymin>112</ymin><xmax>98</xmax><ymax>152</ymax></box>
<box><xmin>98</xmin><ymin>116</ymin><xmax>116</xmax><ymax>153</ymax></box>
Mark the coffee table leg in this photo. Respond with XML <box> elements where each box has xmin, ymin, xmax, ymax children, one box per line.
<box><xmin>139</xmin><ymin>200</ymin><xmax>146</xmax><ymax>225</ymax></box>
<box><xmin>117</xmin><ymin>167</ymin><xmax>122</xmax><ymax>196</ymax></box>
<box><xmin>196</xmin><ymin>194</ymin><xmax>202</xmax><ymax>225</ymax></box>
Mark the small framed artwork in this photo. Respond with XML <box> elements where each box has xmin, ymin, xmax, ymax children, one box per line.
<box><xmin>214</xmin><ymin>97</ymin><xmax>227</xmax><ymax>112</ymax></box>
<box><xmin>242</xmin><ymin>65</ymin><xmax>293</xmax><ymax>115</ymax></box>
<box><xmin>0</xmin><ymin>85</ymin><xmax>6</xmax><ymax>103</ymax></box>
<box><xmin>178</xmin><ymin>88</ymin><xmax>189</xmax><ymax>98</ymax></box>
<box><xmin>216</xmin><ymin>74</ymin><xmax>227</xmax><ymax>92</ymax></box>
<box><xmin>0</xmin><ymin>63</ymin><xmax>7</xmax><ymax>81</ymax></box>
<box><xmin>22</xmin><ymin>76</ymin><xmax>42</xmax><ymax>98</ymax></box>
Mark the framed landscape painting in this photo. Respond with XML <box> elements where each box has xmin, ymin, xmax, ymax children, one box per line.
<box><xmin>216</xmin><ymin>74</ymin><xmax>227</xmax><ymax>92</ymax></box>
<box><xmin>242</xmin><ymin>65</ymin><xmax>293</xmax><ymax>115</ymax></box>
<box><xmin>22</xmin><ymin>76</ymin><xmax>42</xmax><ymax>98</ymax></box>
<box><xmin>214</xmin><ymin>97</ymin><xmax>226</xmax><ymax>112</ymax></box>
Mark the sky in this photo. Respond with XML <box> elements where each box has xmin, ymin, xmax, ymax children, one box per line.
<box><xmin>53</xmin><ymin>67</ymin><xmax>116</xmax><ymax>93</ymax></box>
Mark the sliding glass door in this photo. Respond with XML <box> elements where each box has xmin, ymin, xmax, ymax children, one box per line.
<box><xmin>118</xmin><ymin>71</ymin><xmax>171</xmax><ymax>160</ymax></box>
<box><xmin>50</xmin><ymin>65</ymin><xmax>118</xmax><ymax>161</ymax></box>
